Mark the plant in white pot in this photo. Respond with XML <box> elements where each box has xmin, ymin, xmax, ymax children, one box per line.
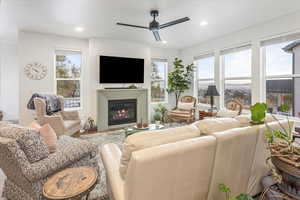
<box><xmin>153</xmin><ymin>112</ymin><xmax>162</xmax><ymax>127</ymax></box>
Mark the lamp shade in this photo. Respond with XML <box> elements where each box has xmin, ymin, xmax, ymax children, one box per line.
<box><xmin>205</xmin><ymin>85</ymin><xmax>220</xmax><ymax>96</ymax></box>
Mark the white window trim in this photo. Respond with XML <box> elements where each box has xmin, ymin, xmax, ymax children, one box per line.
<box><xmin>194</xmin><ymin>55</ymin><xmax>215</xmax><ymax>107</ymax></box>
<box><xmin>150</xmin><ymin>58</ymin><xmax>168</xmax><ymax>104</ymax></box>
<box><xmin>54</xmin><ymin>50</ymin><xmax>83</xmax><ymax>111</ymax></box>
<box><xmin>221</xmin><ymin>48</ymin><xmax>253</xmax><ymax>109</ymax></box>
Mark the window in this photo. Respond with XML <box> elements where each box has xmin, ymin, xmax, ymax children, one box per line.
<box><xmin>195</xmin><ymin>55</ymin><xmax>214</xmax><ymax>104</ymax></box>
<box><xmin>263</xmin><ymin>41</ymin><xmax>298</xmax><ymax>116</ymax></box>
<box><xmin>55</xmin><ymin>51</ymin><xmax>82</xmax><ymax>109</ymax></box>
<box><xmin>151</xmin><ymin>59</ymin><xmax>167</xmax><ymax>102</ymax></box>
<box><xmin>222</xmin><ymin>47</ymin><xmax>252</xmax><ymax>109</ymax></box>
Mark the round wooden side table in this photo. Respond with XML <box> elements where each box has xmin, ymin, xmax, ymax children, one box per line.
<box><xmin>43</xmin><ymin>167</ymin><xmax>98</xmax><ymax>200</ymax></box>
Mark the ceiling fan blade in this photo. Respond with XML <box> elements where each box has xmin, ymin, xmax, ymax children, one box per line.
<box><xmin>116</xmin><ymin>22</ymin><xmax>149</xmax><ymax>29</ymax></box>
<box><xmin>153</xmin><ymin>31</ymin><xmax>161</xmax><ymax>41</ymax></box>
<box><xmin>159</xmin><ymin>17</ymin><xmax>190</xmax><ymax>29</ymax></box>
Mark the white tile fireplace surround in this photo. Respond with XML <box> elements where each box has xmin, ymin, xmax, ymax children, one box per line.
<box><xmin>97</xmin><ymin>88</ymin><xmax>148</xmax><ymax>131</ymax></box>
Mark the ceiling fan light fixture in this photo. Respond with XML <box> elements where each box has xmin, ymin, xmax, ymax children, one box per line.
<box><xmin>74</xmin><ymin>26</ymin><xmax>84</xmax><ymax>32</ymax></box>
<box><xmin>200</xmin><ymin>20</ymin><xmax>208</xmax><ymax>26</ymax></box>
<box><xmin>162</xmin><ymin>40</ymin><xmax>167</xmax><ymax>44</ymax></box>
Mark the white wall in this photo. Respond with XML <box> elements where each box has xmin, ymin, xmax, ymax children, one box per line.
<box><xmin>18</xmin><ymin>32</ymin><xmax>89</xmax><ymax>125</ymax></box>
<box><xmin>180</xmin><ymin>11</ymin><xmax>300</xmax><ymax>107</ymax></box>
<box><xmin>0</xmin><ymin>41</ymin><xmax>19</xmax><ymax>121</ymax></box>
<box><xmin>18</xmin><ymin>32</ymin><xmax>179</xmax><ymax>125</ymax></box>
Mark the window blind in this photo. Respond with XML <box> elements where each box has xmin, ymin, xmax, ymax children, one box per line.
<box><xmin>194</xmin><ymin>53</ymin><xmax>214</xmax><ymax>61</ymax></box>
<box><xmin>261</xmin><ymin>32</ymin><xmax>300</xmax><ymax>47</ymax></box>
<box><xmin>220</xmin><ymin>44</ymin><xmax>251</xmax><ymax>55</ymax></box>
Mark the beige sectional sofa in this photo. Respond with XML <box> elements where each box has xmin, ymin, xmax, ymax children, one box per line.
<box><xmin>101</xmin><ymin>115</ymin><xmax>292</xmax><ymax>200</ymax></box>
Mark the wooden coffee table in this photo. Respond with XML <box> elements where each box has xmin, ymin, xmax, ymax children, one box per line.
<box><xmin>43</xmin><ymin>167</ymin><xmax>98</xmax><ymax>200</ymax></box>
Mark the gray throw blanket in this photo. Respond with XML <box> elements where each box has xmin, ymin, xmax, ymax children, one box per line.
<box><xmin>27</xmin><ymin>93</ymin><xmax>62</xmax><ymax>115</ymax></box>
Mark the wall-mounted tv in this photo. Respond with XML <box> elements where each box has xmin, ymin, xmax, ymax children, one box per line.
<box><xmin>99</xmin><ymin>55</ymin><xmax>144</xmax><ymax>83</ymax></box>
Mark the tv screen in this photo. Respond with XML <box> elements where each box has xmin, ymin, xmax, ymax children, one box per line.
<box><xmin>99</xmin><ymin>55</ymin><xmax>144</xmax><ymax>83</ymax></box>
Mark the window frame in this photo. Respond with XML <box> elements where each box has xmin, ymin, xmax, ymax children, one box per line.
<box><xmin>54</xmin><ymin>50</ymin><xmax>83</xmax><ymax>111</ymax></box>
<box><xmin>150</xmin><ymin>58</ymin><xmax>168</xmax><ymax>104</ymax></box>
<box><xmin>261</xmin><ymin>40</ymin><xmax>300</xmax><ymax>116</ymax></box>
<box><xmin>194</xmin><ymin>54</ymin><xmax>215</xmax><ymax>106</ymax></box>
<box><xmin>221</xmin><ymin>47</ymin><xmax>252</xmax><ymax>109</ymax></box>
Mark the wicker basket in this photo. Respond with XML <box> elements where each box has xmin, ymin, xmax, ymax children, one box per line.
<box><xmin>271</xmin><ymin>156</ymin><xmax>300</xmax><ymax>200</ymax></box>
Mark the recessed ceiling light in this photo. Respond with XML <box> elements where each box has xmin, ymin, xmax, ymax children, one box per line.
<box><xmin>200</xmin><ymin>21</ymin><xmax>208</xmax><ymax>26</ymax></box>
<box><xmin>162</xmin><ymin>40</ymin><xmax>168</xmax><ymax>44</ymax></box>
<box><xmin>74</xmin><ymin>27</ymin><xmax>84</xmax><ymax>32</ymax></box>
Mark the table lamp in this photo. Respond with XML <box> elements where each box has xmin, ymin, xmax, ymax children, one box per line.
<box><xmin>205</xmin><ymin>85</ymin><xmax>220</xmax><ymax>112</ymax></box>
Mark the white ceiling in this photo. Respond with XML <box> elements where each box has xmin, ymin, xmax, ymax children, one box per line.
<box><xmin>1</xmin><ymin>0</ymin><xmax>300</xmax><ymax>49</ymax></box>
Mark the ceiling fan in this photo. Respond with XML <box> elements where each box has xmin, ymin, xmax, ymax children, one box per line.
<box><xmin>116</xmin><ymin>10</ymin><xmax>190</xmax><ymax>42</ymax></box>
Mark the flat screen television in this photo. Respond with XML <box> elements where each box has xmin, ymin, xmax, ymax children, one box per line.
<box><xmin>99</xmin><ymin>55</ymin><xmax>144</xmax><ymax>83</ymax></box>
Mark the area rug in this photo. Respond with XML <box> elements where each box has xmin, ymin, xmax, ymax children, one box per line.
<box><xmin>79</xmin><ymin>130</ymin><xmax>126</xmax><ymax>200</ymax></box>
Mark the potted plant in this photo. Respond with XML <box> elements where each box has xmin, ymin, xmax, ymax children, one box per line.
<box><xmin>265</xmin><ymin>109</ymin><xmax>300</xmax><ymax>199</ymax></box>
<box><xmin>218</xmin><ymin>184</ymin><xmax>253</xmax><ymax>200</ymax></box>
<box><xmin>250</xmin><ymin>102</ymin><xmax>267</xmax><ymax>125</ymax></box>
<box><xmin>167</xmin><ymin>58</ymin><xmax>194</xmax><ymax>109</ymax></box>
<box><xmin>153</xmin><ymin>104</ymin><xmax>168</xmax><ymax>123</ymax></box>
<box><xmin>153</xmin><ymin>112</ymin><xmax>162</xmax><ymax>127</ymax></box>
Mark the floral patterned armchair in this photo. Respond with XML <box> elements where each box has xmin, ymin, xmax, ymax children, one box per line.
<box><xmin>0</xmin><ymin>122</ymin><xmax>99</xmax><ymax>200</ymax></box>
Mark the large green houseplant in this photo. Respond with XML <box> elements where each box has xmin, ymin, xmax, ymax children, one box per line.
<box><xmin>167</xmin><ymin>58</ymin><xmax>194</xmax><ymax>109</ymax></box>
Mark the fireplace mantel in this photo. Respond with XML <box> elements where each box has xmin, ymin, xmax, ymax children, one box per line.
<box><xmin>97</xmin><ymin>88</ymin><xmax>148</xmax><ymax>131</ymax></box>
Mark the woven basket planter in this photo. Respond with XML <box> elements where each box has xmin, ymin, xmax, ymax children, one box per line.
<box><xmin>272</xmin><ymin>156</ymin><xmax>300</xmax><ymax>199</ymax></box>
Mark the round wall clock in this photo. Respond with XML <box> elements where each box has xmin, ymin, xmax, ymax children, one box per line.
<box><xmin>24</xmin><ymin>62</ymin><xmax>48</xmax><ymax>80</ymax></box>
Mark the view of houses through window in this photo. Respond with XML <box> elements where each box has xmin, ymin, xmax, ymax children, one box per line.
<box><xmin>151</xmin><ymin>59</ymin><xmax>167</xmax><ymax>103</ymax></box>
<box><xmin>196</xmin><ymin>55</ymin><xmax>214</xmax><ymax>104</ymax></box>
<box><xmin>222</xmin><ymin>48</ymin><xmax>252</xmax><ymax>109</ymax></box>
<box><xmin>263</xmin><ymin>41</ymin><xmax>299</xmax><ymax>116</ymax></box>
<box><xmin>55</xmin><ymin>51</ymin><xmax>82</xmax><ymax>109</ymax></box>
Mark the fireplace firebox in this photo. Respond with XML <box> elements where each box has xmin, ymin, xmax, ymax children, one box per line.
<box><xmin>108</xmin><ymin>99</ymin><xmax>137</xmax><ymax>126</ymax></box>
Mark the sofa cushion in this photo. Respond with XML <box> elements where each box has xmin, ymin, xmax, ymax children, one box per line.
<box><xmin>194</xmin><ymin>118</ymin><xmax>242</xmax><ymax>134</ymax></box>
<box><xmin>0</xmin><ymin>124</ymin><xmax>50</xmax><ymax>163</ymax></box>
<box><xmin>217</xmin><ymin>109</ymin><xmax>239</xmax><ymax>118</ymax></box>
<box><xmin>235</xmin><ymin>114</ymin><xmax>277</xmax><ymax>126</ymax></box>
<box><xmin>39</xmin><ymin>124</ymin><xmax>58</xmax><ymax>153</ymax></box>
<box><xmin>120</xmin><ymin>124</ymin><xmax>201</xmax><ymax>179</ymax></box>
<box><xmin>28</xmin><ymin>135</ymin><xmax>98</xmax><ymax>181</ymax></box>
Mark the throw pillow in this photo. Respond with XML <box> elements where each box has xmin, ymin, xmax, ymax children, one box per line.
<box><xmin>29</xmin><ymin>121</ymin><xmax>42</xmax><ymax>130</ymax></box>
<box><xmin>39</xmin><ymin>124</ymin><xmax>58</xmax><ymax>153</ymax></box>
<box><xmin>194</xmin><ymin>118</ymin><xmax>242</xmax><ymax>134</ymax></box>
<box><xmin>177</xmin><ymin>101</ymin><xmax>194</xmax><ymax>110</ymax></box>
<box><xmin>17</xmin><ymin>129</ymin><xmax>50</xmax><ymax>163</ymax></box>
<box><xmin>0</xmin><ymin>124</ymin><xmax>50</xmax><ymax>163</ymax></box>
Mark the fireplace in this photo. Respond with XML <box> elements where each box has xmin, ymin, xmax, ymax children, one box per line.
<box><xmin>108</xmin><ymin>99</ymin><xmax>137</xmax><ymax>126</ymax></box>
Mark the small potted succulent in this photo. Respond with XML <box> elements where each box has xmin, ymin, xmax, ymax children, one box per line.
<box><xmin>153</xmin><ymin>112</ymin><xmax>162</xmax><ymax>127</ymax></box>
<box><xmin>250</xmin><ymin>102</ymin><xmax>267</xmax><ymax>125</ymax></box>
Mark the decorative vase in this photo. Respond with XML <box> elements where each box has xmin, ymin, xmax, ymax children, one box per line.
<box><xmin>271</xmin><ymin>156</ymin><xmax>300</xmax><ymax>199</ymax></box>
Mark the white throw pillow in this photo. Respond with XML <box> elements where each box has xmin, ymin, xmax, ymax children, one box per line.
<box><xmin>194</xmin><ymin>118</ymin><xmax>242</xmax><ymax>134</ymax></box>
<box><xmin>177</xmin><ymin>101</ymin><xmax>194</xmax><ymax>110</ymax></box>
<box><xmin>234</xmin><ymin>114</ymin><xmax>251</xmax><ymax>126</ymax></box>
<box><xmin>217</xmin><ymin>109</ymin><xmax>239</xmax><ymax>118</ymax></box>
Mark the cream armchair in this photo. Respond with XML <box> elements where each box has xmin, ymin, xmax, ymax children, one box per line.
<box><xmin>34</xmin><ymin>96</ymin><xmax>81</xmax><ymax>136</ymax></box>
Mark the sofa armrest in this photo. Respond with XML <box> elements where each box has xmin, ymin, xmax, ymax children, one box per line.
<box><xmin>101</xmin><ymin>143</ymin><xmax>125</xmax><ymax>200</ymax></box>
<box><xmin>60</xmin><ymin>110</ymin><xmax>80</xmax><ymax>120</ymax></box>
